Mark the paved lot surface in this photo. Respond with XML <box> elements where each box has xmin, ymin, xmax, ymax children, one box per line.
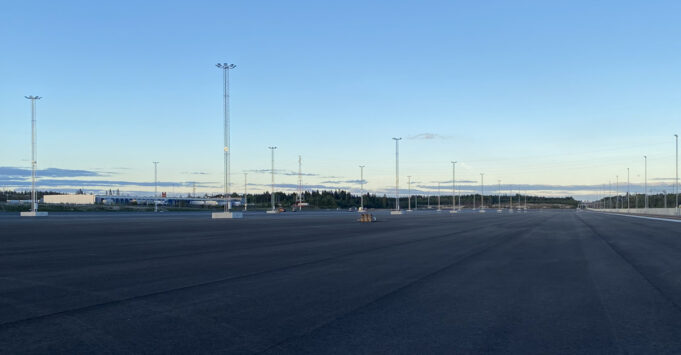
<box><xmin>2</xmin><ymin>209</ymin><xmax>681</xmax><ymax>354</ymax></box>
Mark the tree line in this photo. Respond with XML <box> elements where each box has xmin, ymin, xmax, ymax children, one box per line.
<box><xmin>219</xmin><ymin>190</ymin><xmax>578</xmax><ymax>209</ymax></box>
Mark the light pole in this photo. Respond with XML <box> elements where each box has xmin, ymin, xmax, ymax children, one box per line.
<box><xmin>627</xmin><ymin>168</ymin><xmax>630</xmax><ymax>212</ymax></box>
<box><xmin>268</xmin><ymin>147</ymin><xmax>277</xmax><ymax>213</ymax></box>
<box><xmin>451</xmin><ymin>161</ymin><xmax>458</xmax><ymax>213</ymax></box>
<box><xmin>480</xmin><ymin>173</ymin><xmax>485</xmax><ymax>212</ymax></box>
<box><xmin>297</xmin><ymin>155</ymin><xmax>303</xmax><ymax>211</ymax></box>
<box><xmin>407</xmin><ymin>176</ymin><xmax>412</xmax><ymax>211</ymax></box>
<box><xmin>644</xmin><ymin>155</ymin><xmax>648</xmax><ymax>209</ymax></box>
<box><xmin>676</xmin><ymin>134</ymin><xmax>679</xmax><ymax>214</ymax></box>
<box><xmin>216</xmin><ymin>62</ymin><xmax>236</xmax><ymax>212</ymax></box>
<box><xmin>212</xmin><ymin>63</ymin><xmax>243</xmax><ymax>218</ymax></box>
<box><xmin>153</xmin><ymin>162</ymin><xmax>159</xmax><ymax>197</ymax></box>
<box><xmin>359</xmin><ymin>165</ymin><xmax>365</xmax><ymax>211</ymax></box>
<box><xmin>437</xmin><ymin>182</ymin><xmax>441</xmax><ymax>211</ymax></box>
<box><xmin>22</xmin><ymin>95</ymin><xmax>45</xmax><ymax>217</ymax></box>
<box><xmin>153</xmin><ymin>161</ymin><xmax>159</xmax><ymax>213</ymax></box>
<box><xmin>497</xmin><ymin>180</ymin><xmax>502</xmax><ymax>213</ymax></box>
<box><xmin>244</xmin><ymin>172</ymin><xmax>248</xmax><ymax>211</ymax></box>
<box><xmin>414</xmin><ymin>179</ymin><xmax>418</xmax><ymax>210</ymax></box>
<box><xmin>392</xmin><ymin>137</ymin><xmax>403</xmax><ymax>214</ymax></box>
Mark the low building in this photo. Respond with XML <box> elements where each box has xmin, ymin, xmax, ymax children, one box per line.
<box><xmin>43</xmin><ymin>194</ymin><xmax>96</xmax><ymax>205</ymax></box>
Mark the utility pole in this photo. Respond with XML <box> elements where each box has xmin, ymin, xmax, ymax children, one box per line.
<box><xmin>437</xmin><ymin>182</ymin><xmax>441</xmax><ymax>211</ymax></box>
<box><xmin>676</xmin><ymin>135</ymin><xmax>679</xmax><ymax>214</ymax></box>
<box><xmin>359</xmin><ymin>165</ymin><xmax>365</xmax><ymax>211</ymax></box>
<box><xmin>451</xmin><ymin>161</ymin><xmax>458</xmax><ymax>213</ymax></box>
<box><xmin>392</xmin><ymin>138</ymin><xmax>402</xmax><ymax>214</ymax></box>
<box><xmin>268</xmin><ymin>147</ymin><xmax>277</xmax><ymax>213</ymax></box>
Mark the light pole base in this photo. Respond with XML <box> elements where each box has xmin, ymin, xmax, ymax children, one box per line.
<box><xmin>212</xmin><ymin>212</ymin><xmax>243</xmax><ymax>219</ymax></box>
<box><xmin>390</xmin><ymin>210</ymin><xmax>404</xmax><ymax>215</ymax></box>
<box><xmin>266</xmin><ymin>210</ymin><xmax>279</xmax><ymax>214</ymax></box>
<box><xmin>449</xmin><ymin>209</ymin><xmax>458</xmax><ymax>213</ymax></box>
<box><xmin>497</xmin><ymin>209</ymin><xmax>502</xmax><ymax>213</ymax></box>
<box><xmin>21</xmin><ymin>211</ymin><xmax>48</xmax><ymax>217</ymax></box>
<box><xmin>479</xmin><ymin>209</ymin><xmax>486</xmax><ymax>213</ymax></box>
<box><xmin>406</xmin><ymin>209</ymin><xmax>413</xmax><ymax>212</ymax></box>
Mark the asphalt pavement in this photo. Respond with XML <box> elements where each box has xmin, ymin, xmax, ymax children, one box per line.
<box><xmin>2</xmin><ymin>209</ymin><xmax>681</xmax><ymax>354</ymax></box>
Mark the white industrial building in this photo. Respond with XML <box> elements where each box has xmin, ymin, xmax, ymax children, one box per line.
<box><xmin>43</xmin><ymin>194</ymin><xmax>96</xmax><ymax>204</ymax></box>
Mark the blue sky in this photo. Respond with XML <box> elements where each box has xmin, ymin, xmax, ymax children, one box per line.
<box><xmin>2</xmin><ymin>0</ymin><xmax>681</xmax><ymax>200</ymax></box>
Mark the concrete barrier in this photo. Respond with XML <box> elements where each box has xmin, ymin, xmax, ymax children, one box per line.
<box><xmin>589</xmin><ymin>208</ymin><xmax>681</xmax><ymax>216</ymax></box>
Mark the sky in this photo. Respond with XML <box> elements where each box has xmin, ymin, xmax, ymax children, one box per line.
<box><xmin>2</xmin><ymin>0</ymin><xmax>681</xmax><ymax>201</ymax></box>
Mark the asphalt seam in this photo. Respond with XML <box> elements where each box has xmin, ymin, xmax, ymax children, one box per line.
<box><xmin>0</xmin><ymin>217</ymin><xmax>519</xmax><ymax>328</ymax></box>
<box><xmin>577</xmin><ymin>213</ymin><xmax>681</xmax><ymax>316</ymax></box>
<box><xmin>258</xmin><ymin>213</ymin><xmax>556</xmax><ymax>354</ymax></box>
<box><xmin>574</xmin><ymin>213</ymin><xmax>624</xmax><ymax>353</ymax></box>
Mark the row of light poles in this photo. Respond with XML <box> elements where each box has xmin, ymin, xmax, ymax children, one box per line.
<box><xmin>595</xmin><ymin>136</ymin><xmax>679</xmax><ymax>215</ymax></box>
<box><xmin>389</xmin><ymin>138</ymin><xmax>515</xmax><ymax>213</ymax></box>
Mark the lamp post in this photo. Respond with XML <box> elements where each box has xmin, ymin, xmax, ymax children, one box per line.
<box><xmin>414</xmin><ymin>179</ymin><xmax>418</xmax><ymax>210</ymax></box>
<box><xmin>359</xmin><ymin>165</ymin><xmax>365</xmax><ymax>211</ymax></box>
<box><xmin>644</xmin><ymin>155</ymin><xmax>648</xmax><ymax>209</ymax></box>
<box><xmin>211</xmin><ymin>63</ymin><xmax>243</xmax><ymax>218</ymax></box>
<box><xmin>627</xmin><ymin>168</ymin><xmax>630</xmax><ymax>212</ymax></box>
<box><xmin>216</xmin><ymin>63</ymin><xmax>236</xmax><ymax>212</ymax></box>
<box><xmin>392</xmin><ymin>138</ymin><xmax>403</xmax><ymax>214</ymax></box>
<box><xmin>244</xmin><ymin>172</ymin><xmax>248</xmax><ymax>211</ymax></box>
<box><xmin>268</xmin><ymin>146</ymin><xmax>277</xmax><ymax>213</ymax></box>
<box><xmin>437</xmin><ymin>182</ymin><xmax>441</xmax><ymax>211</ymax></box>
<box><xmin>153</xmin><ymin>161</ymin><xmax>159</xmax><ymax>213</ymax></box>
<box><xmin>407</xmin><ymin>176</ymin><xmax>412</xmax><ymax>211</ymax></box>
<box><xmin>451</xmin><ymin>161</ymin><xmax>458</xmax><ymax>213</ymax></box>
<box><xmin>497</xmin><ymin>180</ymin><xmax>502</xmax><ymax>213</ymax></box>
<box><xmin>22</xmin><ymin>95</ymin><xmax>45</xmax><ymax>217</ymax></box>
<box><xmin>480</xmin><ymin>173</ymin><xmax>485</xmax><ymax>212</ymax></box>
<box><xmin>674</xmin><ymin>134</ymin><xmax>679</xmax><ymax>215</ymax></box>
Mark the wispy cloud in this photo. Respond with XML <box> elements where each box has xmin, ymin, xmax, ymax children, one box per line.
<box><xmin>320</xmin><ymin>179</ymin><xmax>366</xmax><ymax>185</ymax></box>
<box><xmin>0</xmin><ymin>167</ymin><xmax>105</xmax><ymax>178</ymax></box>
<box><xmin>247</xmin><ymin>183</ymin><xmax>352</xmax><ymax>190</ymax></box>
<box><xmin>0</xmin><ymin>177</ymin><xmax>219</xmax><ymax>188</ymax></box>
<box><xmin>246</xmin><ymin>169</ymin><xmax>319</xmax><ymax>176</ymax></box>
<box><xmin>406</xmin><ymin>133</ymin><xmax>451</xmax><ymax>140</ymax></box>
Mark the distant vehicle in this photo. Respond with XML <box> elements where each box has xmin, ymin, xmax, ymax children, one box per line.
<box><xmin>278</xmin><ymin>207</ymin><xmax>286</xmax><ymax>213</ymax></box>
<box><xmin>348</xmin><ymin>207</ymin><xmax>357</xmax><ymax>212</ymax></box>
